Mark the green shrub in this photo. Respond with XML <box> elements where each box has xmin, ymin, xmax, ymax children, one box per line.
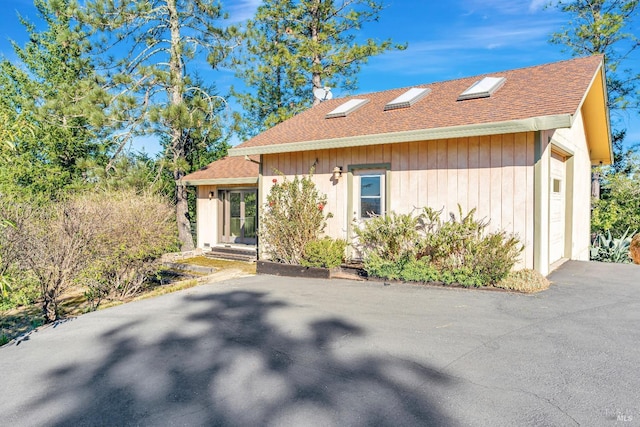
<box><xmin>419</xmin><ymin>207</ymin><xmax>486</xmax><ymax>266</ymax></box>
<box><xmin>354</xmin><ymin>210</ymin><xmax>425</xmax><ymax>263</ymax></box>
<box><xmin>451</xmin><ymin>267</ymin><xmax>484</xmax><ymax>287</ymax></box>
<box><xmin>358</xmin><ymin>206</ymin><xmax>522</xmax><ymax>286</ymax></box>
<box><xmin>419</xmin><ymin>207</ymin><xmax>522</xmax><ymax>285</ymax></box>
<box><xmin>470</xmin><ymin>231</ymin><xmax>523</xmax><ymax>284</ymax></box>
<box><xmin>591</xmin><ymin>166</ymin><xmax>640</xmax><ymax>236</ymax></box>
<box><xmin>0</xmin><ymin>270</ymin><xmax>39</xmax><ymax>310</ymax></box>
<box><xmin>301</xmin><ymin>238</ymin><xmax>347</xmax><ymax>268</ymax></box>
<box><xmin>363</xmin><ymin>253</ymin><xmax>405</xmax><ymax>280</ymax></box>
<box><xmin>260</xmin><ymin>169</ymin><xmax>332</xmax><ymax>264</ymax></box>
<box><xmin>398</xmin><ymin>257</ymin><xmax>439</xmax><ymax>283</ymax></box>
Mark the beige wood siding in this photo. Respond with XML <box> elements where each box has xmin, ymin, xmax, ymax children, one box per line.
<box><xmin>195</xmin><ymin>185</ymin><xmax>219</xmax><ymax>249</ymax></box>
<box><xmin>262</xmin><ymin>131</ymin><xmax>537</xmax><ymax>269</ymax></box>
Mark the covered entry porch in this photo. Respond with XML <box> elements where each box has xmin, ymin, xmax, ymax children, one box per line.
<box><xmin>218</xmin><ymin>189</ymin><xmax>257</xmax><ymax>245</ymax></box>
<box><xmin>180</xmin><ymin>155</ymin><xmax>260</xmax><ymax>252</ymax></box>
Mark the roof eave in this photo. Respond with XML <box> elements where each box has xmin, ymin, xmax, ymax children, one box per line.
<box><xmin>576</xmin><ymin>61</ymin><xmax>613</xmax><ymax>165</ymax></box>
<box><xmin>229</xmin><ymin>114</ymin><xmax>574</xmax><ymax>156</ymax></box>
<box><xmin>180</xmin><ymin>177</ymin><xmax>259</xmax><ymax>186</ymax></box>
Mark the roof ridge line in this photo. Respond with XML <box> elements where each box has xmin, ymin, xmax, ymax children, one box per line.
<box><xmin>327</xmin><ymin>55</ymin><xmax>604</xmax><ymax>102</ymax></box>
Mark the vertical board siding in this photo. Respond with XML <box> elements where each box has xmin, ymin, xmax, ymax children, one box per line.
<box><xmin>490</xmin><ymin>134</ymin><xmax>503</xmax><ymax>232</ymax></box>
<box><xmin>477</xmin><ymin>136</ymin><xmax>492</xmax><ymax>222</ymax></box>
<box><xmin>457</xmin><ymin>139</ymin><xmax>469</xmax><ymax>215</ymax></box>
<box><xmin>390</xmin><ymin>141</ymin><xmax>402</xmax><ymax>212</ymax></box>
<box><xmin>399</xmin><ymin>142</ymin><xmax>410</xmax><ymax>212</ymax></box>
<box><xmin>407</xmin><ymin>142</ymin><xmax>420</xmax><ymax>212</ymax></box>
<box><xmin>418</xmin><ymin>139</ymin><xmax>429</xmax><ymax>208</ymax></box>
<box><xmin>467</xmin><ymin>136</ymin><xmax>480</xmax><ymax>216</ymax></box>
<box><xmin>261</xmin><ymin>132</ymin><xmax>536</xmax><ymax>269</ymax></box>
<box><xmin>437</xmin><ymin>139</ymin><xmax>448</xmax><ymax>213</ymax></box>
<box><xmin>426</xmin><ymin>140</ymin><xmax>438</xmax><ymax>209</ymax></box>
<box><xmin>514</xmin><ymin>133</ymin><xmax>529</xmax><ymax>268</ymax></box>
<box><xmin>501</xmin><ymin>133</ymin><xmax>515</xmax><ymax>233</ymax></box>
<box><xmin>447</xmin><ymin>139</ymin><xmax>459</xmax><ymax>216</ymax></box>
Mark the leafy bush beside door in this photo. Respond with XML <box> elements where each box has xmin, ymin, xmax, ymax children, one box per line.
<box><xmin>260</xmin><ymin>169</ymin><xmax>335</xmax><ymax>264</ymax></box>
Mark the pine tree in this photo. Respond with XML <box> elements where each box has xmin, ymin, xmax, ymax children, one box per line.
<box><xmin>0</xmin><ymin>0</ymin><xmax>109</xmax><ymax>199</ymax></box>
<box><xmin>550</xmin><ymin>0</ymin><xmax>639</xmax><ymax>173</ymax></box>
<box><xmin>233</xmin><ymin>0</ymin><xmax>405</xmax><ymax>138</ymax></box>
<box><xmin>78</xmin><ymin>0</ymin><xmax>238</xmax><ymax>250</ymax></box>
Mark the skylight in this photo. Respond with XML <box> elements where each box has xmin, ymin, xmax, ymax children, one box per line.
<box><xmin>457</xmin><ymin>77</ymin><xmax>506</xmax><ymax>101</ymax></box>
<box><xmin>384</xmin><ymin>87</ymin><xmax>431</xmax><ymax>111</ymax></box>
<box><xmin>325</xmin><ymin>99</ymin><xmax>369</xmax><ymax>119</ymax></box>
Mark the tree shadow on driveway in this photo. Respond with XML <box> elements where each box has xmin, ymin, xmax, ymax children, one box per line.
<box><xmin>30</xmin><ymin>290</ymin><xmax>457</xmax><ymax>426</ymax></box>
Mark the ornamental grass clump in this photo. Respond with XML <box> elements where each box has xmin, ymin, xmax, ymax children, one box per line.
<box><xmin>260</xmin><ymin>169</ymin><xmax>333</xmax><ymax>264</ymax></box>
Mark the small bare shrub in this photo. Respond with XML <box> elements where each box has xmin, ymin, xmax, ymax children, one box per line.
<box><xmin>1</xmin><ymin>191</ymin><xmax>177</xmax><ymax>320</ymax></box>
<box><xmin>16</xmin><ymin>199</ymin><xmax>101</xmax><ymax>322</ymax></box>
<box><xmin>80</xmin><ymin>190</ymin><xmax>177</xmax><ymax>307</ymax></box>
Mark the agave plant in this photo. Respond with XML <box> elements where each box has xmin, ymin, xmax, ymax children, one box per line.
<box><xmin>590</xmin><ymin>228</ymin><xmax>635</xmax><ymax>263</ymax></box>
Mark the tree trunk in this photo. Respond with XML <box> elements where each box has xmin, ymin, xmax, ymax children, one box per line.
<box><xmin>310</xmin><ymin>0</ymin><xmax>322</xmax><ymax>106</ymax></box>
<box><xmin>168</xmin><ymin>0</ymin><xmax>195</xmax><ymax>251</ymax></box>
<box><xmin>175</xmin><ymin>170</ymin><xmax>194</xmax><ymax>251</ymax></box>
<box><xmin>42</xmin><ymin>288</ymin><xmax>57</xmax><ymax>323</ymax></box>
<box><xmin>591</xmin><ymin>169</ymin><xmax>600</xmax><ymax>199</ymax></box>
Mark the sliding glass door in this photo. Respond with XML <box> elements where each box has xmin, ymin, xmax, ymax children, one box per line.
<box><xmin>221</xmin><ymin>189</ymin><xmax>257</xmax><ymax>244</ymax></box>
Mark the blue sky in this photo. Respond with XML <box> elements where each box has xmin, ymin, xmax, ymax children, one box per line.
<box><xmin>1</xmin><ymin>0</ymin><xmax>638</xmax><ymax>154</ymax></box>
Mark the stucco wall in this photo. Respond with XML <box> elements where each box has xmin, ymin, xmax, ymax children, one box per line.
<box><xmin>261</xmin><ymin>132</ymin><xmax>537</xmax><ymax>269</ymax></box>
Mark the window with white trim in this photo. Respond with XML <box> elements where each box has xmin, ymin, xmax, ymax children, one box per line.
<box><xmin>354</xmin><ymin>170</ymin><xmax>385</xmax><ymax>218</ymax></box>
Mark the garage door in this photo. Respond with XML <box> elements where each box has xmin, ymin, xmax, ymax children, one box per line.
<box><xmin>549</xmin><ymin>151</ymin><xmax>566</xmax><ymax>263</ymax></box>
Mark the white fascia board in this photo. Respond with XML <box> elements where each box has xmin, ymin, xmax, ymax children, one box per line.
<box><xmin>180</xmin><ymin>177</ymin><xmax>259</xmax><ymax>186</ymax></box>
<box><xmin>229</xmin><ymin>114</ymin><xmax>574</xmax><ymax>156</ymax></box>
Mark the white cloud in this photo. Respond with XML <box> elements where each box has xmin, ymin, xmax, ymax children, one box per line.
<box><xmin>529</xmin><ymin>0</ymin><xmax>548</xmax><ymax>12</ymax></box>
<box><xmin>362</xmin><ymin>17</ymin><xmax>565</xmax><ymax>81</ymax></box>
<box><xmin>463</xmin><ymin>0</ymin><xmax>531</xmax><ymax>16</ymax></box>
<box><xmin>225</xmin><ymin>0</ymin><xmax>262</xmax><ymax>23</ymax></box>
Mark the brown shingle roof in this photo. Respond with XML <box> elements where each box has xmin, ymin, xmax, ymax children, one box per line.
<box><xmin>232</xmin><ymin>55</ymin><xmax>603</xmax><ymax>152</ymax></box>
<box><xmin>181</xmin><ymin>155</ymin><xmax>259</xmax><ymax>182</ymax></box>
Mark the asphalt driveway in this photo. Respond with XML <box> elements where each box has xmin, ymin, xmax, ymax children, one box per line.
<box><xmin>1</xmin><ymin>260</ymin><xmax>639</xmax><ymax>426</ymax></box>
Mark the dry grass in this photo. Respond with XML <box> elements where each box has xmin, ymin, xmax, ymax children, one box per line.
<box><xmin>493</xmin><ymin>269</ymin><xmax>550</xmax><ymax>293</ymax></box>
<box><xmin>0</xmin><ymin>305</ymin><xmax>43</xmax><ymax>345</ymax></box>
<box><xmin>177</xmin><ymin>256</ymin><xmax>257</xmax><ymax>275</ymax></box>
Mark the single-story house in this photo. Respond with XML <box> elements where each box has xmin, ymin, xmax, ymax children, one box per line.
<box><xmin>185</xmin><ymin>55</ymin><xmax>611</xmax><ymax>276</ymax></box>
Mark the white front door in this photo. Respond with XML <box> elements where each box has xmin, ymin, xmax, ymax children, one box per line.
<box><xmin>549</xmin><ymin>151</ymin><xmax>566</xmax><ymax>263</ymax></box>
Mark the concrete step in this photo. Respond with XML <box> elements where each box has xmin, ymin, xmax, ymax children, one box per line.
<box><xmin>205</xmin><ymin>246</ymin><xmax>257</xmax><ymax>262</ymax></box>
